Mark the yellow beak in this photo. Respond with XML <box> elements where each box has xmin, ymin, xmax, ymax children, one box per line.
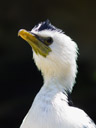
<box><xmin>18</xmin><ymin>29</ymin><xmax>51</xmax><ymax>57</ymax></box>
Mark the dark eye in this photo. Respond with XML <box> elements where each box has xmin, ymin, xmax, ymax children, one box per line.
<box><xmin>47</xmin><ymin>37</ymin><xmax>53</xmax><ymax>44</ymax></box>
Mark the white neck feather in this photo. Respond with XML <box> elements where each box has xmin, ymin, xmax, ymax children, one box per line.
<box><xmin>33</xmin><ymin>51</ymin><xmax>77</xmax><ymax>93</ymax></box>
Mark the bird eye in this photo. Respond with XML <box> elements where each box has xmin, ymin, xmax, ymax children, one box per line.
<box><xmin>46</xmin><ymin>37</ymin><xmax>53</xmax><ymax>44</ymax></box>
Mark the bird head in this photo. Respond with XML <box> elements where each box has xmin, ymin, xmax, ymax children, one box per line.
<box><xmin>18</xmin><ymin>20</ymin><xmax>78</xmax><ymax>92</ymax></box>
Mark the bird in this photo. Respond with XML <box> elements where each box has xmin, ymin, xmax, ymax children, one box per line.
<box><xmin>18</xmin><ymin>20</ymin><xmax>96</xmax><ymax>128</ymax></box>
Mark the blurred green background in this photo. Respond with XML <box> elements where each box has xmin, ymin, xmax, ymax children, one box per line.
<box><xmin>0</xmin><ymin>0</ymin><xmax>96</xmax><ymax>128</ymax></box>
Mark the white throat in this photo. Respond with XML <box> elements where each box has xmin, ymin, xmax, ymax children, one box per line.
<box><xmin>33</xmin><ymin>49</ymin><xmax>77</xmax><ymax>93</ymax></box>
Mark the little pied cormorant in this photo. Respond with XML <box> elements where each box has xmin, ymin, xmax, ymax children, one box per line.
<box><xmin>18</xmin><ymin>20</ymin><xmax>96</xmax><ymax>128</ymax></box>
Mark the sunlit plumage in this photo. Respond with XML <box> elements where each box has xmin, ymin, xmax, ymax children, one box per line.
<box><xmin>18</xmin><ymin>20</ymin><xmax>96</xmax><ymax>128</ymax></box>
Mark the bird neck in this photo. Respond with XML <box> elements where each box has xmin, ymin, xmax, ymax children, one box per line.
<box><xmin>39</xmin><ymin>59</ymin><xmax>77</xmax><ymax>93</ymax></box>
<box><xmin>39</xmin><ymin>78</ymin><xmax>68</xmax><ymax>104</ymax></box>
<box><xmin>43</xmin><ymin>72</ymin><xmax>74</xmax><ymax>93</ymax></box>
<box><xmin>33</xmin><ymin>52</ymin><xmax>77</xmax><ymax>93</ymax></box>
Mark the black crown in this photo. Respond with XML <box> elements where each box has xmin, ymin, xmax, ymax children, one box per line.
<box><xmin>33</xmin><ymin>19</ymin><xmax>62</xmax><ymax>32</ymax></box>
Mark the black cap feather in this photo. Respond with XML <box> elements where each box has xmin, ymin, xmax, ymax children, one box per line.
<box><xmin>33</xmin><ymin>20</ymin><xmax>62</xmax><ymax>32</ymax></box>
